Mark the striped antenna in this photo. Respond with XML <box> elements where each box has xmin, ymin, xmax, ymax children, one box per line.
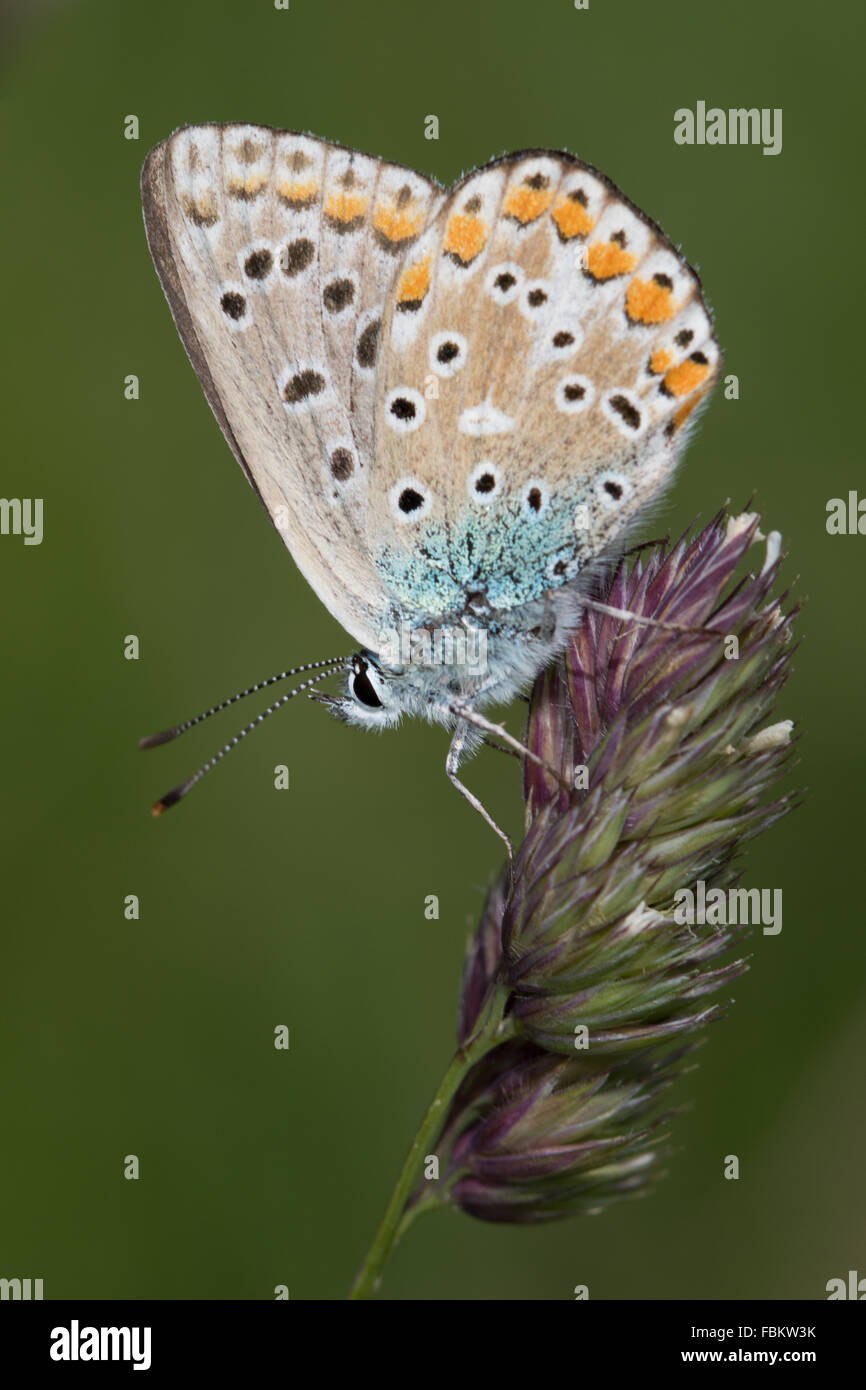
<box><xmin>142</xmin><ymin>661</ymin><xmax>348</xmax><ymax>816</ymax></box>
<box><xmin>139</xmin><ymin>656</ymin><xmax>350</xmax><ymax>748</ymax></box>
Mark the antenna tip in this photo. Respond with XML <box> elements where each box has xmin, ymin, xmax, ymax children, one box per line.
<box><xmin>139</xmin><ymin>729</ymin><xmax>176</xmax><ymax>750</ymax></box>
<box><xmin>151</xmin><ymin>782</ymin><xmax>192</xmax><ymax>816</ymax></box>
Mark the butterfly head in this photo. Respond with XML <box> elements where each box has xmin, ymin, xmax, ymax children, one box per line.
<box><xmin>309</xmin><ymin>592</ymin><xmax>576</xmax><ymax>732</ymax></box>
<box><xmin>310</xmin><ymin>653</ymin><xmax>405</xmax><ymax>730</ymax></box>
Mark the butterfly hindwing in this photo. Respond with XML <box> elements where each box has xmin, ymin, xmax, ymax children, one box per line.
<box><xmin>370</xmin><ymin>151</ymin><xmax>721</xmax><ymax>618</ymax></box>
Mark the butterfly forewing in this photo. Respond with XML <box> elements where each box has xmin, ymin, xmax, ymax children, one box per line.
<box><xmin>141</xmin><ymin>123</ymin><xmax>443</xmax><ymax>648</ymax></box>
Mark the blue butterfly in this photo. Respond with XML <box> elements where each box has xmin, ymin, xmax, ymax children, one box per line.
<box><xmin>140</xmin><ymin>125</ymin><xmax>720</xmax><ymax>853</ymax></box>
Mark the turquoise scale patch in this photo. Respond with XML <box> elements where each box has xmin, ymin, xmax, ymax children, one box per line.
<box><xmin>374</xmin><ymin>489</ymin><xmax>588</xmax><ymax>620</ymax></box>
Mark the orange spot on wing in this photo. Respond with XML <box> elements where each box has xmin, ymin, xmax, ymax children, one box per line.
<box><xmin>585</xmin><ymin>241</ymin><xmax>637</xmax><ymax>280</ymax></box>
<box><xmin>649</xmin><ymin>348</ymin><xmax>673</xmax><ymax>375</ymax></box>
<box><xmin>663</xmin><ymin>358</ymin><xmax>711</xmax><ymax>397</ymax></box>
<box><xmin>626</xmin><ymin>277</ymin><xmax>676</xmax><ymax>325</ymax></box>
<box><xmin>504</xmin><ymin>185</ymin><xmax>554</xmax><ymax>224</ymax></box>
<box><xmin>551</xmin><ymin>196</ymin><xmax>594</xmax><ymax>240</ymax></box>
<box><xmin>373</xmin><ymin>202</ymin><xmax>424</xmax><ymax>243</ymax></box>
<box><xmin>672</xmin><ymin>391</ymin><xmax>707</xmax><ymax>430</ymax></box>
<box><xmin>226</xmin><ymin>173</ymin><xmax>267</xmax><ymax>201</ymax></box>
<box><xmin>180</xmin><ymin>191</ymin><xmax>219</xmax><ymax>227</ymax></box>
<box><xmin>324</xmin><ymin>191</ymin><xmax>369</xmax><ymax>224</ymax></box>
<box><xmin>443</xmin><ymin>213</ymin><xmax>488</xmax><ymax>264</ymax></box>
<box><xmin>276</xmin><ymin>177</ymin><xmax>319</xmax><ymax>207</ymax></box>
<box><xmin>397</xmin><ymin>255</ymin><xmax>432</xmax><ymax>304</ymax></box>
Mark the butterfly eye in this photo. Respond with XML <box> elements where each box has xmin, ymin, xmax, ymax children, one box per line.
<box><xmin>468</xmin><ymin>461</ymin><xmax>502</xmax><ymax>503</ymax></box>
<box><xmin>351</xmin><ymin>658</ymin><xmax>384</xmax><ymax>709</ymax></box>
<box><xmin>429</xmin><ymin>331</ymin><xmax>468</xmax><ymax>378</ymax></box>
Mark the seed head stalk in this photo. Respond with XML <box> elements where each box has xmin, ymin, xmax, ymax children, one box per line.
<box><xmin>348</xmin><ymin>510</ymin><xmax>798</xmax><ymax>1297</ymax></box>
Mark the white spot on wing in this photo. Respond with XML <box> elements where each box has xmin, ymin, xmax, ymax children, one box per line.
<box><xmin>237</xmin><ymin>241</ymin><xmax>276</xmax><ymax>285</ymax></box>
<box><xmin>519</xmin><ymin>279</ymin><xmax>552</xmax><ymax>320</ymax></box>
<box><xmin>602</xmin><ymin>388</ymin><xmax>646</xmax><ymax>437</ymax></box>
<box><xmin>385</xmin><ymin>386</ymin><xmax>426</xmax><ymax>433</ymax></box>
<box><xmin>279</xmin><ymin>363</ymin><xmax>330</xmax><ymax>413</ymax></box>
<box><xmin>389</xmin><ymin>477</ymin><xmax>433</xmax><ymax>523</ymax></box>
<box><xmin>520</xmin><ymin>480</ymin><xmax>550</xmax><ymax>518</ymax></box>
<box><xmin>555</xmin><ymin>375</ymin><xmax>595</xmax><ymax>414</ymax></box>
<box><xmin>467</xmin><ymin>461</ymin><xmax>502</xmax><ymax>503</ymax></box>
<box><xmin>429</xmin><ymin>330</ymin><xmax>468</xmax><ymax>378</ymax></box>
<box><xmin>484</xmin><ymin>262</ymin><xmax>524</xmax><ymax>304</ymax></box>
<box><xmin>591</xmin><ymin>204</ymin><xmax>652</xmax><ymax>260</ymax></box>
<box><xmin>596</xmin><ymin>472</ymin><xmax>634</xmax><ymax>510</ymax></box>
<box><xmin>217</xmin><ymin>281</ymin><xmax>250</xmax><ymax>331</ymax></box>
<box><xmin>537</xmin><ymin>316</ymin><xmax>584</xmax><ymax>367</ymax></box>
<box><xmin>458</xmin><ymin>400</ymin><xmax>515</xmax><ymax>436</ymax></box>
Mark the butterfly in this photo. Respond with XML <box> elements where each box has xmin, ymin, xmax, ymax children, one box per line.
<box><xmin>140</xmin><ymin>123</ymin><xmax>721</xmax><ymax>852</ymax></box>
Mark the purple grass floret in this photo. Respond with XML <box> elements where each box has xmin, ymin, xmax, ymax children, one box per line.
<box><xmin>444</xmin><ymin>510</ymin><xmax>799</xmax><ymax>1223</ymax></box>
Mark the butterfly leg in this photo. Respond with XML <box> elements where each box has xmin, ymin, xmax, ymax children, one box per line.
<box><xmin>448</xmin><ymin>704</ymin><xmax>570</xmax><ymax>791</ymax></box>
<box><xmin>581</xmin><ymin>596</ymin><xmax>721</xmax><ymax>640</ymax></box>
<box><xmin>446</xmin><ymin>721</ymin><xmax>514</xmax><ymax>866</ymax></box>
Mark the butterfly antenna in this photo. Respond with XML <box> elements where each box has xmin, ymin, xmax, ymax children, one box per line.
<box><xmin>145</xmin><ymin>663</ymin><xmax>347</xmax><ymax>817</ymax></box>
<box><xmin>139</xmin><ymin>656</ymin><xmax>350</xmax><ymax>749</ymax></box>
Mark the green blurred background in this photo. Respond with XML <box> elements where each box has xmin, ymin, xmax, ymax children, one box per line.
<box><xmin>2</xmin><ymin>0</ymin><xmax>864</xmax><ymax>1300</ymax></box>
